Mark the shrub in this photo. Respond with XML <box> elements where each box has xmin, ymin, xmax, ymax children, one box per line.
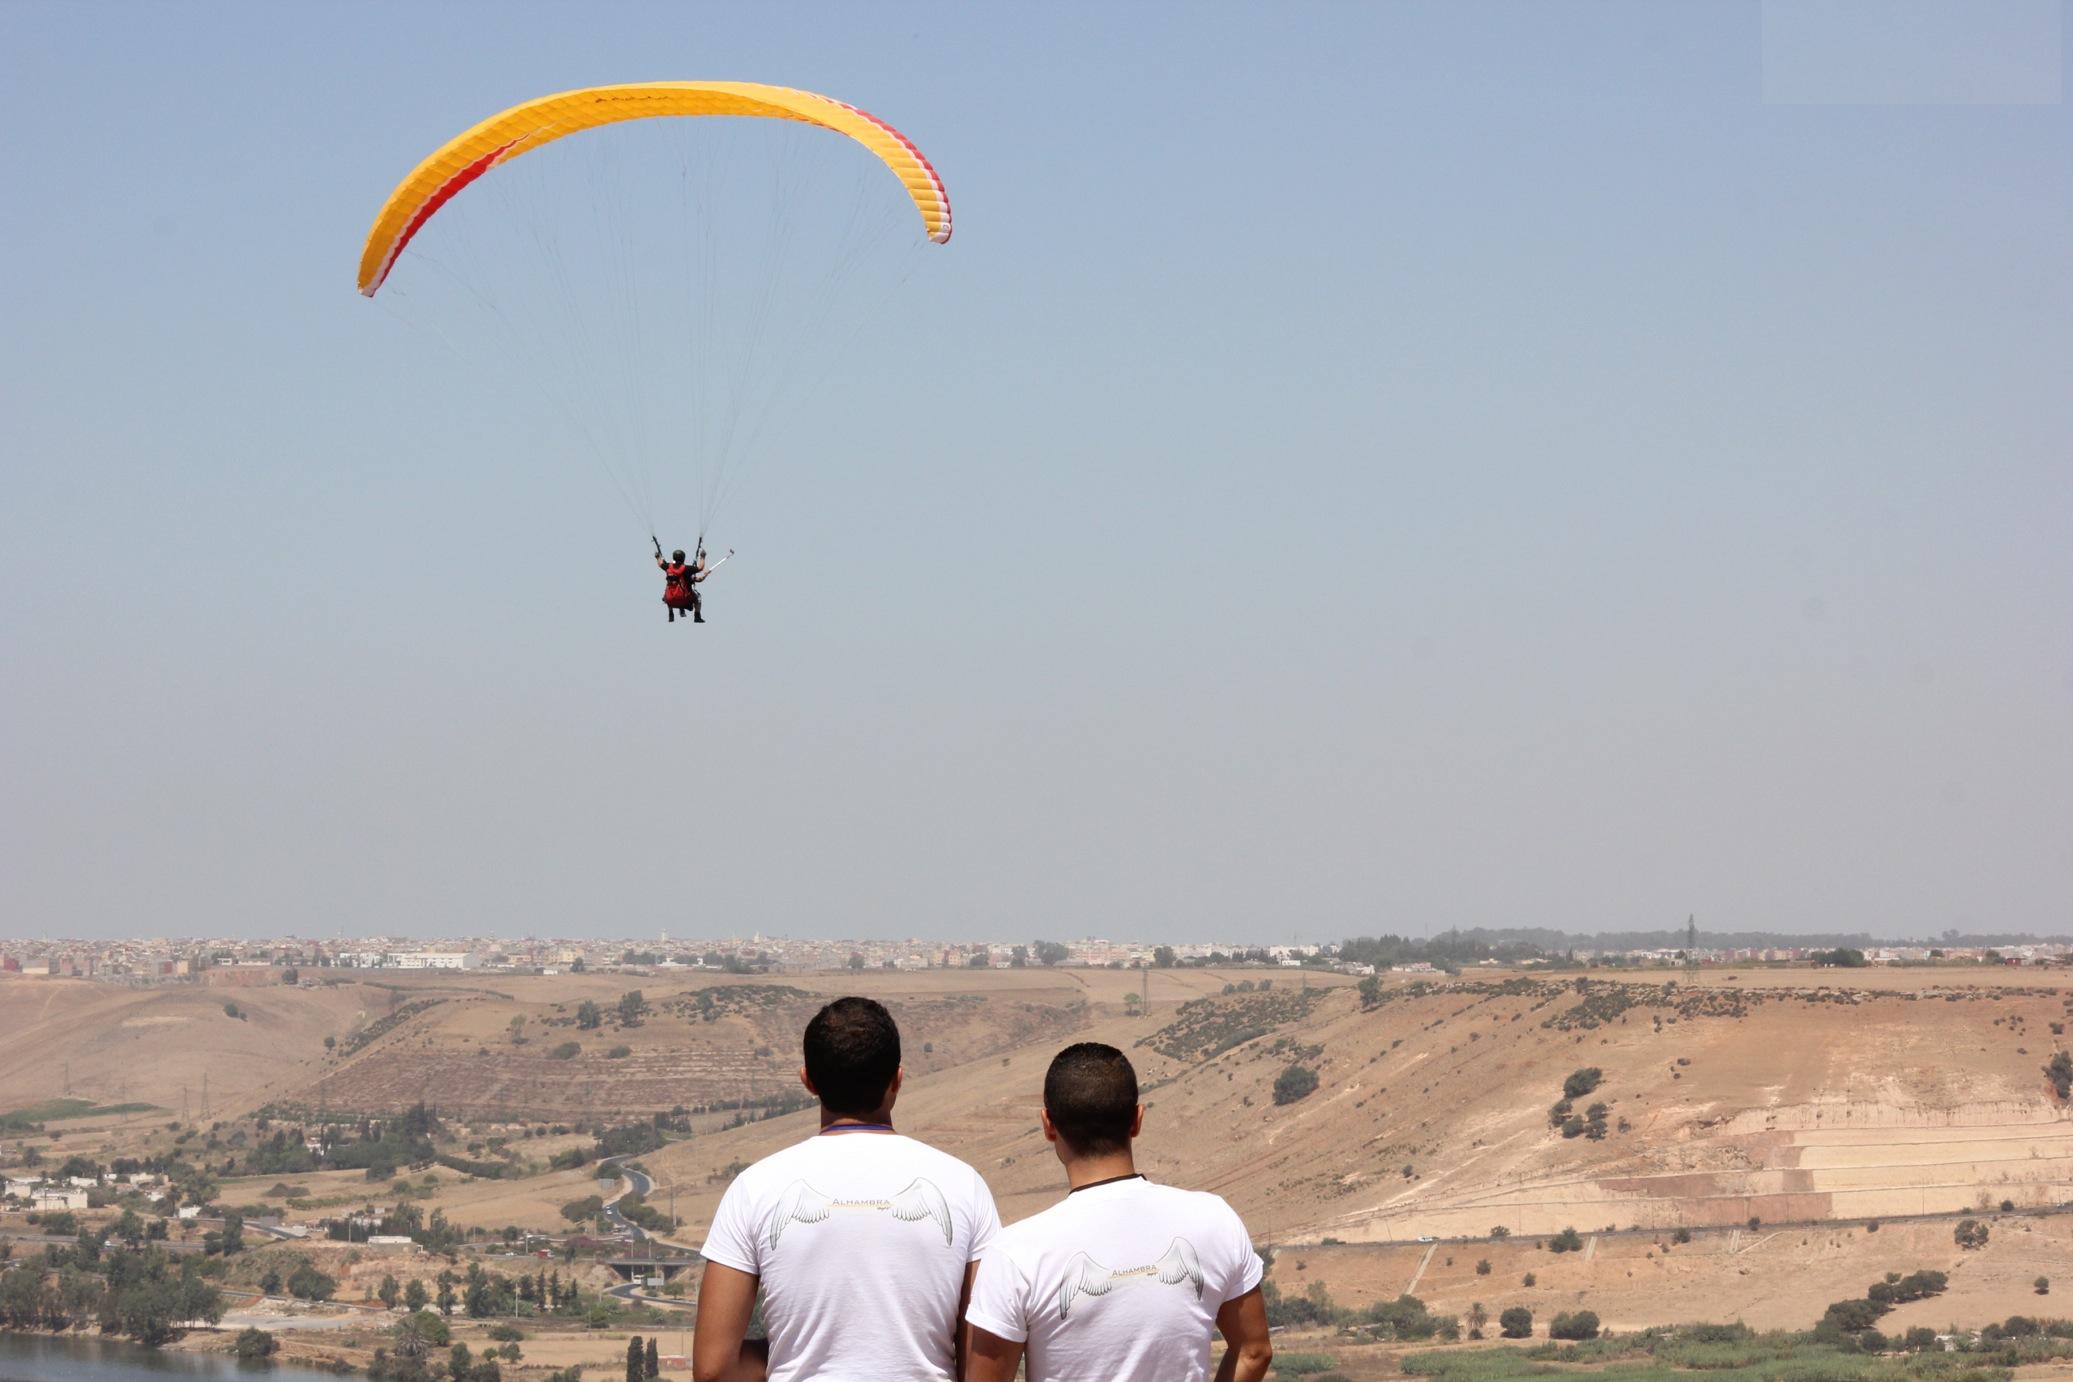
<box><xmin>1903</xmin><ymin>1326</ymin><xmax>1939</xmax><ymax>1351</ymax></box>
<box><xmin>1671</xmin><ymin>1226</ymin><xmax>1692</xmax><ymax>1244</ymax></box>
<box><xmin>1548</xmin><ymin>1310</ymin><xmax>1600</xmax><ymax>1341</ymax></box>
<box><xmin>2036</xmin><ymin>1276</ymin><xmax>2051</xmax><ymax>1296</ymax></box>
<box><xmin>1499</xmin><ymin>1306</ymin><xmax>1533</xmax><ymax>1338</ymax></box>
<box><xmin>1475</xmin><ymin>1259</ymin><xmax>1491</xmax><ymax>1276</ymax></box>
<box><xmin>550</xmin><ymin>1042</ymin><xmax>581</xmax><ymax>1060</ymax></box>
<box><xmin>1522</xmin><ymin>1272</ymin><xmax>1536</xmax><ymax>1287</ymax></box>
<box><xmin>1955</xmin><ymin>1218</ymin><xmax>1990</xmax><ymax>1250</ymax></box>
<box><xmin>233</xmin><ymin>1327</ymin><xmax>278</xmax><ymax>1359</ymax></box>
<box><xmin>1562</xmin><ymin>1068</ymin><xmax>1603</xmax><ymax>1099</ymax></box>
<box><xmin>607</xmin><ymin>1046</ymin><xmax>631</xmax><ymax>1059</ymax></box>
<box><xmin>1489</xmin><ymin>1226</ymin><xmax>1510</xmax><ymax>1240</ymax></box>
<box><xmin>1999</xmin><ymin>1199</ymin><xmax>2016</xmax><ymax>1213</ymax></box>
<box><xmin>1549</xmin><ymin>1228</ymin><xmax>1583</xmax><ymax>1254</ymax></box>
<box><xmin>1273</xmin><ymin>1065</ymin><xmax>1321</xmax><ymax>1106</ymax></box>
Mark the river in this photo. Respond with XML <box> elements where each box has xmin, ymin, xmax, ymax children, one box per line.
<box><xmin>0</xmin><ymin>1333</ymin><xmax>349</xmax><ymax>1382</ymax></box>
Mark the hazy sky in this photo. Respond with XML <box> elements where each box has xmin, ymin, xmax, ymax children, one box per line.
<box><xmin>4</xmin><ymin>2</ymin><xmax>2068</xmax><ymax>944</ymax></box>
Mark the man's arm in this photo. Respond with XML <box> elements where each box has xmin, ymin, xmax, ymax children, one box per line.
<box><xmin>1212</xmin><ymin>1286</ymin><xmax>1272</xmax><ymax>1382</ymax></box>
<box><xmin>691</xmin><ymin>1261</ymin><xmax>765</xmax><ymax>1382</ymax></box>
<box><xmin>963</xmin><ymin>1322</ymin><xmax>1025</xmax><ymax>1382</ymax></box>
<box><xmin>955</xmin><ymin>1260</ymin><xmax>980</xmax><ymax>1380</ymax></box>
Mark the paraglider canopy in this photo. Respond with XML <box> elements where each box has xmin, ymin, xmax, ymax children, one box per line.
<box><xmin>358</xmin><ymin>81</ymin><xmax>950</xmax><ymax>297</ymax></box>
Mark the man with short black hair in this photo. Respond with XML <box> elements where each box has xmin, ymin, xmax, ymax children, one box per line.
<box><xmin>965</xmin><ymin>1043</ymin><xmax>1272</xmax><ymax>1382</ymax></box>
<box><xmin>694</xmin><ymin>996</ymin><xmax>1000</xmax><ymax>1382</ymax></box>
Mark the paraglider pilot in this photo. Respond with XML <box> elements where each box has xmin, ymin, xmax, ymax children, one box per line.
<box><xmin>654</xmin><ymin>537</ymin><xmax>708</xmax><ymax>624</ymax></box>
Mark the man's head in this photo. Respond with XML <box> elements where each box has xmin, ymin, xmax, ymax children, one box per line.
<box><xmin>1042</xmin><ymin>1042</ymin><xmax>1141</xmax><ymax>1158</ymax></box>
<box><xmin>801</xmin><ymin>996</ymin><xmax>902</xmax><ymax>1118</ymax></box>
<box><xmin>672</xmin><ymin>549</ymin><xmax>686</xmax><ymax>563</ymax></box>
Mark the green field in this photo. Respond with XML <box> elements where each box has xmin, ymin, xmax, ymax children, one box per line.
<box><xmin>1403</xmin><ymin>1329</ymin><xmax>2015</xmax><ymax>1382</ymax></box>
<box><xmin>0</xmin><ymin>1098</ymin><xmax>159</xmax><ymax>1130</ymax></box>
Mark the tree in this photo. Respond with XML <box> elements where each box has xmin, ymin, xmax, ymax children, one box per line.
<box><xmin>1034</xmin><ymin>940</ymin><xmax>1069</xmax><ymax>966</ymax></box>
<box><xmin>1549</xmin><ymin>1310</ymin><xmax>1600</xmax><ymax>1340</ymax></box>
<box><xmin>1010</xmin><ymin>945</ymin><xmax>1028</xmax><ymax>968</ymax></box>
<box><xmin>576</xmin><ymin>1001</ymin><xmax>603</xmax><ymax>1030</ymax></box>
<box><xmin>1153</xmin><ymin>946</ymin><xmax>1177</xmax><ymax>968</ymax></box>
<box><xmin>617</xmin><ymin>991</ymin><xmax>648</xmax><ymax>1028</ymax></box>
<box><xmin>2036</xmin><ymin>1276</ymin><xmax>2051</xmax><ymax>1296</ymax></box>
<box><xmin>627</xmin><ymin>1335</ymin><xmax>645</xmax><ymax>1382</ymax></box>
<box><xmin>288</xmin><ymin>1261</ymin><xmax>337</xmax><ymax>1301</ymax></box>
<box><xmin>404</xmin><ymin>1277</ymin><xmax>429</xmax><ymax>1312</ymax></box>
<box><xmin>645</xmin><ymin>1337</ymin><xmax>660</xmax><ymax>1377</ymax></box>
<box><xmin>1273</xmin><ymin>1065</ymin><xmax>1320</xmax><ymax>1106</ymax></box>
<box><xmin>393</xmin><ymin>1310</ymin><xmax>449</xmax><ymax>1357</ymax></box>
<box><xmin>1562</xmin><ymin>1068</ymin><xmax>1603</xmax><ymax>1099</ymax></box>
<box><xmin>379</xmin><ymin>1274</ymin><xmax>401</xmax><ymax>1310</ymax></box>
<box><xmin>848</xmin><ymin>953</ymin><xmax>865</xmax><ymax>971</ymax></box>
<box><xmin>259</xmin><ymin>1268</ymin><xmax>283</xmax><ymax>1296</ymax></box>
<box><xmin>1955</xmin><ymin>1218</ymin><xmax>1990</xmax><ymax>1250</ymax></box>
<box><xmin>1467</xmin><ymin>1301</ymin><xmax>1489</xmax><ymax>1337</ymax></box>
<box><xmin>1500</xmin><ymin>1307</ymin><xmax>1533</xmax><ymax>1338</ymax></box>
<box><xmin>2046</xmin><ymin>1051</ymin><xmax>2073</xmax><ymax>1100</ymax></box>
<box><xmin>436</xmin><ymin>1270</ymin><xmax>456</xmax><ymax>1316</ymax></box>
<box><xmin>1358</xmin><ymin>975</ymin><xmax>1383</xmax><ymax>1009</ymax></box>
<box><xmin>324</xmin><ymin>1035</ymin><xmax>336</xmax><ymax>1052</ymax></box>
<box><xmin>1549</xmin><ymin>1228</ymin><xmax>1583</xmax><ymax>1253</ymax></box>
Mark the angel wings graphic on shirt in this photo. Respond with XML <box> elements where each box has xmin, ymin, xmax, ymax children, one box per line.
<box><xmin>764</xmin><ymin>1178</ymin><xmax>954</xmax><ymax>1250</ymax></box>
<box><xmin>1056</xmin><ymin>1237</ymin><xmax>1205</xmax><ymax>1320</ymax></box>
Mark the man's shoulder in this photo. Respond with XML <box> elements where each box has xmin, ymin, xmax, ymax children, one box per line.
<box><xmin>887</xmin><ymin>1136</ymin><xmax>990</xmax><ymax>1188</ymax></box>
<box><xmin>722</xmin><ymin>1137</ymin><xmax>821</xmax><ymax>1192</ymax></box>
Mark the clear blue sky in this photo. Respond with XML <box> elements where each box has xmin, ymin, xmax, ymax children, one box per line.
<box><xmin>3</xmin><ymin>2</ymin><xmax>2067</xmax><ymax>943</ymax></box>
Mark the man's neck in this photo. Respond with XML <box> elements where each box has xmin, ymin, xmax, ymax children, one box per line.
<box><xmin>1061</xmin><ymin>1150</ymin><xmax>1138</xmax><ymax>1191</ymax></box>
<box><xmin>819</xmin><ymin>1108</ymin><xmax>895</xmax><ymax>1132</ymax></box>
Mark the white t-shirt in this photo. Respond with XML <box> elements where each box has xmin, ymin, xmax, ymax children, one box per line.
<box><xmin>699</xmin><ymin>1131</ymin><xmax>1000</xmax><ymax>1381</ymax></box>
<box><xmin>966</xmin><ymin>1176</ymin><xmax>1263</xmax><ymax>1382</ymax></box>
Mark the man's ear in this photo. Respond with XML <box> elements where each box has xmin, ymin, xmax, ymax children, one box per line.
<box><xmin>1129</xmin><ymin>1104</ymin><xmax>1145</xmax><ymax>1139</ymax></box>
<box><xmin>886</xmin><ymin>1066</ymin><xmax>904</xmax><ymax>1104</ymax></box>
<box><xmin>799</xmin><ymin>1065</ymin><xmax>817</xmax><ymax>1096</ymax></box>
<box><xmin>1039</xmin><ymin>1107</ymin><xmax>1060</xmax><ymax>1145</ymax></box>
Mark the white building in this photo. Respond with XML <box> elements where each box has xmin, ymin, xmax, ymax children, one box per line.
<box><xmin>389</xmin><ymin>951</ymin><xmax>480</xmax><ymax>970</ymax></box>
<box><xmin>35</xmin><ymin>1189</ymin><xmax>90</xmax><ymax>1212</ymax></box>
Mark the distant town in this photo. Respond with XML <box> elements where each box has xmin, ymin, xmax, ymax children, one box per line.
<box><xmin>3</xmin><ymin>930</ymin><xmax>2069</xmax><ymax>985</ymax></box>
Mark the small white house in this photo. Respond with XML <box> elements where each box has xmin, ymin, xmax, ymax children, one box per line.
<box><xmin>176</xmin><ymin>1205</ymin><xmax>202</xmax><ymax>1220</ymax></box>
<box><xmin>34</xmin><ymin>1189</ymin><xmax>90</xmax><ymax>1212</ymax></box>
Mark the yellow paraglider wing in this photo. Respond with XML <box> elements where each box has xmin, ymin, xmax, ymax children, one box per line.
<box><xmin>357</xmin><ymin>81</ymin><xmax>950</xmax><ymax>297</ymax></box>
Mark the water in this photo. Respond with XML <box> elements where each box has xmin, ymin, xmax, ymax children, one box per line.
<box><xmin>0</xmin><ymin>1334</ymin><xmax>347</xmax><ymax>1382</ymax></box>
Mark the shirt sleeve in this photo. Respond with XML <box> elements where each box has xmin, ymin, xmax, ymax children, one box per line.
<box><xmin>963</xmin><ymin>1243</ymin><xmax>1029</xmax><ymax>1345</ymax></box>
<box><xmin>966</xmin><ymin>1167</ymin><xmax>1003</xmax><ymax>1262</ymax></box>
<box><xmin>698</xmin><ymin>1174</ymin><xmax>761</xmax><ymax>1277</ymax></box>
<box><xmin>1221</xmin><ymin>1199</ymin><xmax>1264</xmax><ymax>1303</ymax></box>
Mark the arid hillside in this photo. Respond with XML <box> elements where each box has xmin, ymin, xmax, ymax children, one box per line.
<box><xmin>7</xmin><ymin>965</ymin><xmax>2070</xmax><ymax>1264</ymax></box>
<box><xmin>618</xmin><ymin>970</ymin><xmax>2073</xmax><ymax>1253</ymax></box>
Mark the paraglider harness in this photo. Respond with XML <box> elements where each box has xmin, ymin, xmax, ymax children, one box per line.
<box><xmin>653</xmin><ymin>535</ymin><xmax>732</xmax><ymax>623</ymax></box>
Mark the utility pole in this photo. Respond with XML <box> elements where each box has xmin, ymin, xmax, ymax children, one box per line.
<box><xmin>201</xmin><ymin>1072</ymin><xmax>211</xmax><ymax>1121</ymax></box>
<box><xmin>63</xmin><ymin>1061</ymin><xmax>71</xmax><ymax>1095</ymax></box>
<box><xmin>1684</xmin><ymin>915</ymin><xmax>1700</xmax><ymax>986</ymax></box>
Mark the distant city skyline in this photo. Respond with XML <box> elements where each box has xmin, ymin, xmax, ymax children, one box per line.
<box><xmin>5</xmin><ymin>3</ymin><xmax>2068</xmax><ymax>943</ymax></box>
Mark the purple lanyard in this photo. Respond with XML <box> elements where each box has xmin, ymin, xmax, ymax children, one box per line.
<box><xmin>820</xmin><ymin>1122</ymin><xmax>895</xmax><ymax>1134</ymax></box>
